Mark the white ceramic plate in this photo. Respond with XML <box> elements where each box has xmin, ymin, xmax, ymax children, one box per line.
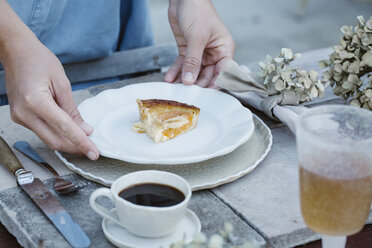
<box><xmin>79</xmin><ymin>82</ymin><xmax>254</xmax><ymax>164</ymax></box>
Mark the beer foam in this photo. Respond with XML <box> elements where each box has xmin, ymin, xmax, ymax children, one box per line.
<box><xmin>303</xmin><ymin>112</ymin><xmax>372</xmax><ymax>143</ymax></box>
<box><xmin>300</xmin><ymin>152</ymin><xmax>372</xmax><ymax>179</ymax></box>
<box><xmin>299</xmin><ymin>106</ymin><xmax>372</xmax><ymax>154</ymax></box>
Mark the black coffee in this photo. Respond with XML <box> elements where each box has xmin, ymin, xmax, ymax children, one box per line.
<box><xmin>118</xmin><ymin>183</ymin><xmax>185</xmax><ymax>207</ymax></box>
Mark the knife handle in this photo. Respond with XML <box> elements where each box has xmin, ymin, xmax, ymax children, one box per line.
<box><xmin>0</xmin><ymin>136</ymin><xmax>24</xmax><ymax>175</ymax></box>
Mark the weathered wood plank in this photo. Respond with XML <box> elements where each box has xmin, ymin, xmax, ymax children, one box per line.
<box><xmin>0</xmin><ymin>44</ymin><xmax>178</xmax><ymax>95</ymax></box>
<box><xmin>88</xmin><ymin>73</ymin><xmax>165</xmax><ymax>96</ymax></box>
<box><xmin>64</xmin><ymin>44</ymin><xmax>177</xmax><ymax>84</ymax></box>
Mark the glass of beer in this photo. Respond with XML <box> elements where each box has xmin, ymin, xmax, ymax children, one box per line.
<box><xmin>296</xmin><ymin>105</ymin><xmax>372</xmax><ymax>248</ymax></box>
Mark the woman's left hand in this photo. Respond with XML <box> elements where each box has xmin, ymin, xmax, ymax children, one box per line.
<box><xmin>165</xmin><ymin>0</ymin><xmax>235</xmax><ymax>88</ymax></box>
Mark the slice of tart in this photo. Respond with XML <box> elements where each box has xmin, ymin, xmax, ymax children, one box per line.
<box><xmin>132</xmin><ymin>99</ymin><xmax>200</xmax><ymax>143</ymax></box>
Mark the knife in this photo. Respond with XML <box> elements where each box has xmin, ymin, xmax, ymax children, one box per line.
<box><xmin>0</xmin><ymin>137</ymin><xmax>91</xmax><ymax>248</ymax></box>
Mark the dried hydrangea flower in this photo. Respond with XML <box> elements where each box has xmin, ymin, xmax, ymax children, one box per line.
<box><xmin>350</xmin><ymin>76</ymin><xmax>372</xmax><ymax>109</ymax></box>
<box><xmin>239</xmin><ymin>241</ymin><xmax>261</xmax><ymax>248</ymax></box>
<box><xmin>259</xmin><ymin>48</ymin><xmax>327</xmax><ymax>103</ymax></box>
<box><xmin>208</xmin><ymin>235</ymin><xmax>224</xmax><ymax>248</ymax></box>
<box><xmin>170</xmin><ymin>223</ymin><xmax>260</xmax><ymax>248</ymax></box>
<box><xmin>320</xmin><ymin>16</ymin><xmax>372</xmax><ymax>110</ymax></box>
<box><xmin>193</xmin><ymin>233</ymin><xmax>208</xmax><ymax>244</ymax></box>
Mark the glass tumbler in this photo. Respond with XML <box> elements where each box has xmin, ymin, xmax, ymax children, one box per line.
<box><xmin>296</xmin><ymin>105</ymin><xmax>372</xmax><ymax>248</ymax></box>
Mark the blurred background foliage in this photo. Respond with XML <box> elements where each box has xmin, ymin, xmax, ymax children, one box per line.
<box><xmin>150</xmin><ymin>0</ymin><xmax>372</xmax><ymax>64</ymax></box>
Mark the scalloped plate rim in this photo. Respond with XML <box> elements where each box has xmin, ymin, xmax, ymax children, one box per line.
<box><xmin>54</xmin><ymin>114</ymin><xmax>273</xmax><ymax>191</ymax></box>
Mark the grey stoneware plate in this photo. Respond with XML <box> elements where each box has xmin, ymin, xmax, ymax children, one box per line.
<box><xmin>55</xmin><ymin>114</ymin><xmax>272</xmax><ymax>191</ymax></box>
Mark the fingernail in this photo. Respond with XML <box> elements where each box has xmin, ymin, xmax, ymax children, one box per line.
<box><xmin>81</xmin><ymin>122</ymin><xmax>93</xmax><ymax>134</ymax></box>
<box><xmin>164</xmin><ymin>74</ymin><xmax>171</xmax><ymax>82</ymax></box>
<box><xmin>87</xmin><ymin>151</ymin><xmax>98</xmax><ymax>160</ymax></box>
<box><xmin>182</xmin><ymin>72</ymin><xmax>194</xmax><ymax>83</ymax></box>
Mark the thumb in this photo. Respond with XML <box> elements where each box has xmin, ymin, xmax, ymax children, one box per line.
<box><xmin>181</xmin><ymin>40</ymin><xmax>206</xmax><ymax>84</ymax></box>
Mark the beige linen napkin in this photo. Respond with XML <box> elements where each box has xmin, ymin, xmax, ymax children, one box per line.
<box><xmin>215</xmin><ymin>60</ymin><xmax>307</xmax><ymax>133</ymax></box>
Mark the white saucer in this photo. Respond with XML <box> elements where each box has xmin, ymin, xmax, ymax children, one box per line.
<box><xmin>102</xmin><ymin>209</ymin><xmax>201</xmax><ymax>248</ymax></box>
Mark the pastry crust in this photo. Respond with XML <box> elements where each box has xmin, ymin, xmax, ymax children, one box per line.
<box><xmin>133</xmin><ymin>99</ymin><xmax>200</xmax><ymax>143</ymax></box>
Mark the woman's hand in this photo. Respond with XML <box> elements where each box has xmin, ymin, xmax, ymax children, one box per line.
<box><xmin>2</xmin><ymin>37</ymin><xmax>99</xmax><ymax>160</ymax></box>
<box><xmin>165</xmin><ymin>0</ymin><xmax>235</xmax><ymax>88</ymax></box>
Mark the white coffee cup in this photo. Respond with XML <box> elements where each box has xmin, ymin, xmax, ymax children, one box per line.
<box><xmin>89</xmin><ymin>170</ymin><xmax>191</xmax><ymax>238</ymax></box>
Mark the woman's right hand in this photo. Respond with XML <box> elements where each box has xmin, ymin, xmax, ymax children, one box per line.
<box><xmin>0</xmin><ymin>0</ymin><xmax>98</xmax><ymax>159</ymax></box>
<box><xmin>2</xmin><ymin>37</ymin><xmax>99</xmax><ymax>160</ymax></box>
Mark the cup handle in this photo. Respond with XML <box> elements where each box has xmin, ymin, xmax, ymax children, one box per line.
<box><xmin>89</xmin><ymin>188</ymin><xmax>122</xmax><ymax>226</ymax></box>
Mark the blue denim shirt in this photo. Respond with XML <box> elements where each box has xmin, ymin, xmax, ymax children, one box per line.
<box><xmin>0</xmin><ymin>0</ymin><xmax>154</xmax><ymax>104</ymax></box>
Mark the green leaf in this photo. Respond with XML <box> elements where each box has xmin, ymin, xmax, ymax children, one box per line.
<box><xmin>342</xmin><ymin>81</ymin><xmax>352</xmax><ymax>89</ymax></box>
<box><xmin>274</xmin><ymin>79</ymin><xmax>285</xmax><ymax>91</ymax></box>
<box><xmin>361</xmin><ymin>51</ymin><xmax>372</xmax><ymax>67</ymax></box>
<box><xmin>259</xmin><ymin>62</ymin><xmax>266</xmax><ymax>70</ymax></box>
<box><xmin>365</xmin><ymin>89</ymin><xmax>372</xmax><ymax>98</ymax></box>
<box><xmin>322</xmin><ymin>71</ymin><xmax>331</xmax><ymax>80</ymax></box>
<box><xmin>366</xmin><ymin>16</ymin><xmax>372</xmax><ymax>29</ymax></box>
<box><xmin>334</xmin><ymin>45</ymin><xmax>343</xmax><ymax>53</ymax></box>
<box><xmin>357</xmin><ymin>16</ymin><xmax>365</xmax><ymax>25</ymax></box>
<box><xmin>300</xmin><ymin>94</ymin><xmax>308</xmax><ymax>101</ymax></box>
<box><xmin>309</xmin><ymin>70</ymin><xmax>318</xmax><ymax>81</ymax></box>
<box><xmin>347</xmin><ymin>74</ymin><xmax>359</xmax><ymax>83</ymax></box>
<box><xmin>316</xmin><ymin>82</ymin><xmax>325</xmax><ymax>92</ymax></box>
<box><xmin>274</xmin><ymin>57</ymin><xmax>284</xmax><ymax>63</ymax></box>
<box><xmin>318</xmin><ymin>60</ymin><xmax>329</xmax><ymax>68</ymax></box>
<box><xmin>350</xmin><ymin>99</ymin><xmax>361</xmax><ymax>107</ymax></box>
<box><xmin>334</xmin><ymin>64</ymin><xmax>343</xmax><ymax>73</ymax></box>
<box><xmin>304</xmin><ymin>78</ymin><xmax>313</xmax><ymax>89</ymax></box>
<box><xmin>310</xmin><ymin>86</ymin><xmax>318</xmax><ymax>98</ymax></box>
<box><xmin>296</xmin><ymin>70</ymin><xmax>308</xmax><ymax>77</ymax></box>
<box><xmin>272</xmin><ymin>75</ymin><xmax>280</xmax><ymax>83</ymax></box>
<box><xmin>362</xmin><ymin>103</ymin><xmax>370</xmax><ymax>110</ymax></box>
<box><xmin>368</xmin><ymin>101</ymin><xmax>372</xmax><ymax>110</ymax></box>
<box><xmin>281</xmin><ymin>48</ymin><xmax>293</xmax><ymax>60</ymax></box>
<box><xmin>333</xmin><ymin>74</ymin><xmax>343</xmax><ymax>82</ymax></box>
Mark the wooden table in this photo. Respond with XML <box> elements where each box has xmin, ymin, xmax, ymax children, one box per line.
<box><xmin>0</xmin><ymin>45</ymin><xmax>371</xmax><ymax>248</ymax></box>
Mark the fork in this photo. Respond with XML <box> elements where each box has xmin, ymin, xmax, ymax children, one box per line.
<box><xmin>14</xmin><ymin>141</ymin><xmax>79</xmax><ymax>195</ymax></box>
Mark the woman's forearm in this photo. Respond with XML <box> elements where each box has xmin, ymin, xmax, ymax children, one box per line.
<box><xmin>0</xmin><ymin>0</ymin><xmax>37</xmax><ymax>67</ymax></box>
